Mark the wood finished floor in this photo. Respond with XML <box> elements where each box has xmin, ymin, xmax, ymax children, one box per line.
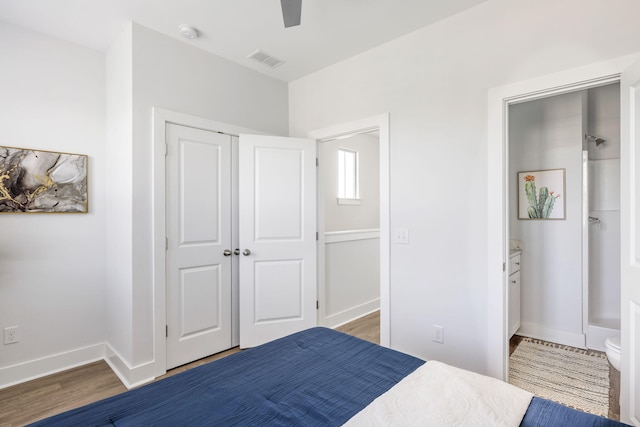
<box><xmin>0</xmin><ymin>314</ymin><xmax>378</xmax><ymax>427</ymax></box>
<box><xmin>509</xmin><ymin>334</ymin><xmax>621</xmax><ymax>421</ymax></box>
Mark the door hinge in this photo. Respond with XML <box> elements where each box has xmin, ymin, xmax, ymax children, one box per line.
<box><xmin>165</xmin><ymin>143</ymin><xmax>168</xmax><ymax>156</ymax></box>
<box><xmin>316</xmin><ymin>300</ymin><xmax>319</xmax><ymax>310</ymax></box>
<box><xmin>503</xmin><ymin>262</ymin><xmax>506</xmax><ymax>272</ymax></box>
<box><xmin>316</xmin><ymin>157</ymin><xmax>319</xmax><ymax>167</ymax></box>
<box><xmin>316</xmin><ymin>231</ymin><xmax>319</xmax><ymax>241</ymax></box>
<box><xmin>166</xmin><ymin>237</ymin><xmax>168</xmax><ymax>250</ymax></box>
<box><xmin>166</xmin><ymin>325</ymin><xmax>168</xmax><ymax>338</ymax></box>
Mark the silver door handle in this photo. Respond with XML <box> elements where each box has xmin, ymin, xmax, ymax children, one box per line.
<box><xmin>223</xmin><ymin>249</ymin><xmax>232</xmax><ymax>256</ymax></box>
<box><xmin>243</xmin><ymin>249</ymin><xmax>251</xmax><ymax>256</ymax></box>
<box><xmin>234</xmin><ymin>248</ymin><xmax>240</xmax><ymax>256</ymax></box>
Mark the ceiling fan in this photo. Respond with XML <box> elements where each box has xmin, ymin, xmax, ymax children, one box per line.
<box><xmin>280</xmin><ymin>0</ymin><xmax>302</xmax><ymax>28</ymax></box>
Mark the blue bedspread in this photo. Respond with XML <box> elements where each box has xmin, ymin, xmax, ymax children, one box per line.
<box><xmin>30</xmin><ymin>328</ymin><xmax>423</xmax><ymax>426</ymax></box>
<box><xmin>522</xmin><ymin>397</ymin><xmax>629</xmax><ymax>427</ymax></box>
<box><xmin>29</xmin><ymin>327</ymin><xmax>629</xmax><ymax>426</ymax></box>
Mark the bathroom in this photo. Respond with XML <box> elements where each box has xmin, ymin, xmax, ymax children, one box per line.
<box><xmin>508</xmin><ymin>83</ymin><xmax>621</xmax><ymax>368</ymax></box>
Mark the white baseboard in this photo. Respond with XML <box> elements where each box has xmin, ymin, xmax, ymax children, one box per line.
<box><xmin>325</xmin><ymin>299</ymin><xmax>380</xmax><ymax>329</ymax></box>
<box><xmin>0</xmin><ymin>342</ymin><xmax>157</xmax><ymax>391</ymax></box>
<box><xmin>0</xmin><ymin>343</ymin><xmax>105</xmax><ymax>390</ymax></box>
<box><xmin>104</xmin><ymin>344</ymin><xmax>156</xmax><ymax>389</ymax></box>
<box><xmin>586</xmin><ymin>324</ymin><xmax>620</xmax><ymax>352</ymax></box>
<box><xmin>324</xmin><ymin>229</ymin><xmax>380</xmax><ymax>243</ymax></box>
<box><xmin>517</xmin><ymin>322</ymin><xmax>586</xmax><ymax>349</ymax></box>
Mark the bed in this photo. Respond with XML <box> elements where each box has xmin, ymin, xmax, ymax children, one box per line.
<box><xmin>30</xmin><ymin>327</ymin><xmax>629</xmax><ymax>426</ymax></box>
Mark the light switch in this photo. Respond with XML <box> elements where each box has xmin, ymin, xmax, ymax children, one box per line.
<box><xmin>394</xmin><ymin>228</ymin><xmax>409</xmax><ymax>244</ymax></box>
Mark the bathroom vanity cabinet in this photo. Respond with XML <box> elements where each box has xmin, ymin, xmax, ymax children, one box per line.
<box><xmin>508</xmin><ymin>251</ymin><xmax>521</xmax><ymax>338</ymax></box>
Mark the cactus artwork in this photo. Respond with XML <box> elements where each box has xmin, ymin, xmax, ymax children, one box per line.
<box><xmin>522</xmin><ymin>174</ymin><xmax>561</xmax><ymax>219</ymax></box>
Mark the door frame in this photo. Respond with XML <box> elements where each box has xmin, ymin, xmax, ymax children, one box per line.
<box><xmin>309</xmin><ymin>114</ymin><xmax>391</xmax><ymax>347</ymax></box>
<box><xmin>152</xmin><ymin>108</ymin><xmax>265</xmax><ymax>377</ymax></box>
<box><xmin>486</xmin><ymin>55</ymin><xmax>637</xmax><ymax>385</ymax></box>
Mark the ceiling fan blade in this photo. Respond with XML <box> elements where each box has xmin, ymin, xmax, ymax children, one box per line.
<box><xmin>281</xmin><ymin>0</ymin><xmax>301</xmax><ymax>28</ymax></box>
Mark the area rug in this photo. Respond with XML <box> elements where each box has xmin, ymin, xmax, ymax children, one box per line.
<box><xmin>509</xmin><ymin>337</ymin><xmax>609</xmax><ymax>417</ymax></box>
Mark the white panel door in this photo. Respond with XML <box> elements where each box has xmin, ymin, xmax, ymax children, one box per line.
<box><xmin>621</xmin><ymin>59</ymin><xmax>640</xmax><ymax>426</ymax></box>
<box><xmin>166</xmin><ymin>124</ymin><xmax>232</xmax><ymax>369</ymax></box>
<box><xmin>238</xmin><ymin>134</ymin><xmax>316</xmax><ymax>348</ymax></box>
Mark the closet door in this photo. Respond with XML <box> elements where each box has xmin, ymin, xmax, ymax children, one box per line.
<box><xmin>238</xmin><ymin>134</ymin><xmax>317</xmax><ymax>348</ymax></box>
<box><xmin>166</xmin><ymin>124</ymin><xmax>232</xmax><ymax>369</ymax></box>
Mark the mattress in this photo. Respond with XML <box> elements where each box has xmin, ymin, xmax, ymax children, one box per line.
<box><xmin>28</xmin><ymin>327</ymin><xmax>629</xmax><ymax>426</ymax></box>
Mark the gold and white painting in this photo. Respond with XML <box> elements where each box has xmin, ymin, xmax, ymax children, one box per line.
<box><xmin>0</xmin><ymin>146</ymin><xmax>88</xmax><ymax>213</ymax></box>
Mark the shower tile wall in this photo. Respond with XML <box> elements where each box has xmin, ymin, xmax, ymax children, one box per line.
<box><xmin>587</xmin><ymin>81</ymin><xmax>621</xmax><ymax>330</ymax></box>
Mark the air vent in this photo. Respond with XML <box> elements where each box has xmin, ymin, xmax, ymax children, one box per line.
<box><xmin>247</xmin><ymin>50</ymin><xmax>285</xmax><ymax>69</ymax></box>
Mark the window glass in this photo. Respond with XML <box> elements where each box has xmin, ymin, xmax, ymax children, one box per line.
<box><xmin>338</xmin><ymin>148</ymin><xmax>359</xmax><ymax>199</ymax></box>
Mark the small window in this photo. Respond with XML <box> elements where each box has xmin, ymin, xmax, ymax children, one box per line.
<box><xmin>338</xmin><ymin>148</ymin><xmax>360</xmax><ymax>204</ymax></box>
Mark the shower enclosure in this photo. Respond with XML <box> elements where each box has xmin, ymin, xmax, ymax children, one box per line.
<box><xmin>583</xmin><ymin>137</ymin><xmax>621</xmax><ymax>350</ymax></box>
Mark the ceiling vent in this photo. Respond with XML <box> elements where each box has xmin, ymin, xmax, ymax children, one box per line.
<box><xmin>247</xmin><ymin>50</ymin><xmax>285</xmax><ymax>69</ymax></box>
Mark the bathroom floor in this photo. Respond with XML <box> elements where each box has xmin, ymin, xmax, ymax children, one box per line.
<box><xmin>509</xmin><ymin>335</ymin><xmax>620</xmax><ymax>421</ymax></box>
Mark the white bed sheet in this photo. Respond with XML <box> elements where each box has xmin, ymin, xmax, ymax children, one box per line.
<box><xmin>344</xmin><ymin>360</ymin><xmax>533</xmax><ymax>426</ymax></box>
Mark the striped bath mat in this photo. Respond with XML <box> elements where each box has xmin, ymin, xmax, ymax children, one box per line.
<box><xmin>509</xmin><ymin>337</ymin><xmax>609</xmax><ymax>417</ymax></box>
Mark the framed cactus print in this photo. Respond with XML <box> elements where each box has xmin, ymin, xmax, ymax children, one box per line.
<box><xmin>517</xmin><ymin>168</ymin><xmax>565</xmax><ymax>220</ymax></box>
<box><xmin>0</xmin><ymin>146</ymin><xmax>88</xmax><ymax>213</ymax></box>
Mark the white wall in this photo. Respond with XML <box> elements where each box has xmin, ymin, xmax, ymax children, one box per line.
<box><xmin>289</xmin><ymin>0</ymin><xmax>640</xmax><ymax>374</ymax></box>
<box><xmin>509</xmin><ymin>92</ymin><xmax>584</xmax><ymax>346</ymax></box>
<box><xmin>105</xmin><ymin>22</ymin><xmax>134</xmax><ymax>370</ymax></box>
<box><xmin>588</xmin><ymin>84</ymin><xmax>621</xmax><ymax>161</ymax></box>
<box><xmin>323</xmin><ymin>231</ymin><xmax>380</xmax><ymax>327</ymax></box>
<box><xmin>0</xmin><ymin>22</ymin><xmax>106</xmax><ymax>385</ymax></box>
<box><xmin>104</xmin><ymin>22</ymin><xmax>289</xmax><ymax>378</ymax></box>
<box><xmin>321</xmin><ymin>133</ymin><xmax>380</xmax><ymax>232</ymax></box>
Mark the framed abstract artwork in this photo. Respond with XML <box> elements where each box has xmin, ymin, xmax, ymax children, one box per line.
<box><xmin>0</xmin><ymin>146</ymin><xmax>88</xmax><ymax>213</ymax></box>
<box><xmin>517</xmin><ymin>168</ymin><xmax>565</xmax><ymax>220</ymax></box>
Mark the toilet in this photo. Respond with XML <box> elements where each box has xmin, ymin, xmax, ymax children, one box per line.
<box><xmin>605</xmin><ymin>336</ymin><xmax>621</xmax><ymax>371</ymax></box>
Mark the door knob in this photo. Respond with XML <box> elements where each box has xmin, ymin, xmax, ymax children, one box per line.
<box><xmin>234</xmin><ymin>248</ymin><xmax>240</xmax><ymax>256</ymax></box>
<box><xmin>242</xmin><ymin>249</ymin><xmax>251</xmax><ymax>256</ymax></box>
<box><xmin>223</xmin><ymin>249</ymin><xmax>232</xmax><ymax>256</ymax></box>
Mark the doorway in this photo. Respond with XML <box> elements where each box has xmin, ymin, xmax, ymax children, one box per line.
<box><xmin>318</xmin><ymin>131</ymin><xmax>380</xmax><ymax>329</ymax></box>
<box><xmin>489</xmin><ymin>58</ymin><xmax>640</xmax><ymax>425</ymax></box>
<box><xmin>507</xmin><ymin>83</ymin><xmax>621</xmax><ymax>351</ymax></box>
<box><xmin>506</xmin><ymin>84</ymin><xmax>622</xmax><ymax>417</ymax></box>
<box><xmin>309</xmin><ymin>114</ymin><xmax>391</xmax><ymax>347</ymax></box>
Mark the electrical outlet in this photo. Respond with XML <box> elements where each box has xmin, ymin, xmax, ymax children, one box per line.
<box><xmin>4</xmin><ymin>326</ymin><xmax>18</xmax><ymax>345</ymax></box>
<box><xmin>433</xmin><ymin>325</ymin><xmax>444</xmax><ymax>344</ymax></box>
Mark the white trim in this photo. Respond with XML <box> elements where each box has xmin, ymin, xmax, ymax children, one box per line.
<box><xmin>337</xmin><ymin>198</ymin><xmax>361</xmax><ymax>205</ymax></box>
<box><xmin>327</xmin><ymin>300</ymin><xmax>381</xmax><ymax>330</ymax></box>
<box><xmin>0</xmin><ymin>343</ymin><xmax>105</xmax><ymax>390</ymax></box>
<box><xmin>104</xmin><ymin>343</ymin><xmax>156</xmax><ymax>389</ymax></box>
<box><xmin>309</xmin><ymin>114</ymin><xmax>391</xmax><ymax>348</ymax></box>
<box><xmin>586</xmin><ymin>324</ymin><xmax>620</xmax><ymax>352</ymax></box>
<box><xmin>517</xmin><ymin>322</ymin><xmax>586</xmax><ymax>349</ymax></box>
<box><xmin>630</xmin><ymin>302</ymin><xmax>640</xmax><ymax>425</ymax></box>
<box><xmin>0</xmin><ymin>342</ymin><xmax>158</xmax><ymax>391</ymax></box>
<box><xmin>325</xmin><ymin>229</ymin><xmax>380</xmax><ymax>243</ymax></box>
<box><xmin>487</xmin><ymin>54</ymin><xmax>639</xmax><ymax>382</ymax></box>
<box><xmin>152</xmin><ymin>108</ymin><xmax>265</xmax><ymax>378</ymax></box>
